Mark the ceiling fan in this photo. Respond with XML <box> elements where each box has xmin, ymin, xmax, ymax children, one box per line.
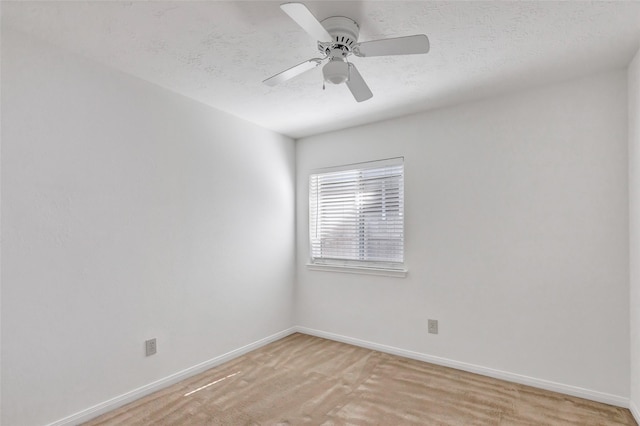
<box><xmin>263</xmin><ymin>2</ymin><xmax>430</xmax><ymax>102</ymax></box>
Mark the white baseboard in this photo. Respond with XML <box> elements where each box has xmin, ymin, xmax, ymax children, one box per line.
<box><xmin>46</xmin><ymin>325</ymin><xmax>632</xmax><ymax>426</ymax></box>
<box><xmin>46</xmin><ymin>327</ymin><xmax>297</xmax><ymax>426</ymax></box>
<box><xmin>630</xmin><ymin>400</ymin><xmax>640</xmax><ymax>423</ymax></box>
<box><xmin>294</xmin><ymin>326</ymin><xmax>629</xmax><ymax>409</ymax></box>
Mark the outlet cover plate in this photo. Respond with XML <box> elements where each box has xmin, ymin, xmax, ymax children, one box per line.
<box><xmin>145</xmin><ymin>338</ymin><xmax>157</xmax><ymax>356</ymax></box>
<box><xmin>428</xmin><ymin>319</ymin><xmax>438</xmax><ymax>334</ymax></box>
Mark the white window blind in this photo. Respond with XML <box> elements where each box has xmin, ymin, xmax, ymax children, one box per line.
<box><xmin>309</xmin><ymin>158</ymin><xmax>404</xmax><ymax>269</ymax></box>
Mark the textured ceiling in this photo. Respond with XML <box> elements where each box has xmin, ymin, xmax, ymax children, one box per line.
<box><xmin>4</xmin><ymin>1</ymin><xmax>640</xmax><ymax>138</ymax></box>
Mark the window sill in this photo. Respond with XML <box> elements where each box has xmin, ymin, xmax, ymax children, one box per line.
<box><xmin>306</xmin><ymin>263</ymin><xmax>407</xmax><ymax>278</ymax></box>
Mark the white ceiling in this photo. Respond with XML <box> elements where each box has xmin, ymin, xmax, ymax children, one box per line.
<box><xmin>4</xmin><ymin>1</ymin><xmax>640</xmax><ymax>138</ymax></box>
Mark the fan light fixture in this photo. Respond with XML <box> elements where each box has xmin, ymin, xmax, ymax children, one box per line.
<box><xmin>322</xmin><ymin>58</ymin><xmax>349</xmax><ymax>84</ymax></box>
<box><xmin>262</xmin><ymin>2</ymin><xmax>430</xmax><ymax>102</ymax></box>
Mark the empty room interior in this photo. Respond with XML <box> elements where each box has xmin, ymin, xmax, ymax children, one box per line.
<box><xmin>3</xmin><ymin>1</ymin><xmax>640</xmax><ymax>425</ymax></box>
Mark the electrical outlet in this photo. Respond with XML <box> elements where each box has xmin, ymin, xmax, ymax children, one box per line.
<box><xmin>428</xmin><ymin>319</ymin><xmax>438</xmax><ymax>334</ymax></box>
<box><xmin>145</xmin><ymin>338</ymin><xmax>157</xmax><ymax>356</ymax></box>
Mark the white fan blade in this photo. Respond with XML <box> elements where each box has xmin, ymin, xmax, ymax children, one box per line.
<box><xmin>346</xmin><ymin>63</ymin><xmax>373</xmax><ymax>102</ymax></box>
<box><xmin>280</xmin><ymin>3</ymin><xmax>332</xmax><ymax>42</ymax></box>
<box><xmin>263</xmin><ymin>58</ymin><xmax>322</xmax><ymax>86</ymax></box>
<box><xmin>354</xmin><ymin>34</ymin><xmax>430</xmax><ymax>57</ymax></box>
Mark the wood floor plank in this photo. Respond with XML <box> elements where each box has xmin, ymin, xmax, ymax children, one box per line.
<box><xmin>83</xmin><ymin>333</ymin><xmax>637</xmax><ymax>426</ymax></box>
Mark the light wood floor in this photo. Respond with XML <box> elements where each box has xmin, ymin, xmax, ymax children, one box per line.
<box><xmin>84</xmin><ymin>333</ymin><xmax>636</xmax><ymax>425</ymax></box>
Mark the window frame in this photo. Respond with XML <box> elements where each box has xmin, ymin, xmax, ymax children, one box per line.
<box><xmin>307</xmin><ymin>157</ymin><xmax>407</xmax><ymax>277</ymax></box>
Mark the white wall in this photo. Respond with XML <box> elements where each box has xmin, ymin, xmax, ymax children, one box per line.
<box><xmin>629</xmin><ymin>46</ymin><xmax>640</xmax><ymax>419</ymax></box>
<box><xmin>1</xmin><ymin>29</ymin><xmax>295</xmax><ymax>426</ymax></box>
<box><xmin>296</xmin><ymin>71</ymin><xmax>630</xmax><ymax>401</ymax></box>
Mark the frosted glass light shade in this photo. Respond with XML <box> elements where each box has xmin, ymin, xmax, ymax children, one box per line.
<box><xmin>323</xmin><ymin>58</ymin><xmax>349</xmax><ymax>84</ymax></box>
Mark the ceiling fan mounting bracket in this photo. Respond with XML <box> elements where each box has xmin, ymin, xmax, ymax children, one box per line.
<box><xmin>317</xmin><ymin>16</ymin><xmax>360</xmax><ymax>55</ymax></box>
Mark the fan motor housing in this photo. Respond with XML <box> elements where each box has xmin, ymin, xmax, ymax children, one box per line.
<box><xmin>319</xmin><ymin>16</ymin><xmax>360</xmax><ymax>54</ymax></box>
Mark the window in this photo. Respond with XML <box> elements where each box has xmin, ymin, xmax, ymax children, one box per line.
<box><xmin>309</xmin><ymin>157</ymin><xmax>405</xmax><ymax>275</ymax></box>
